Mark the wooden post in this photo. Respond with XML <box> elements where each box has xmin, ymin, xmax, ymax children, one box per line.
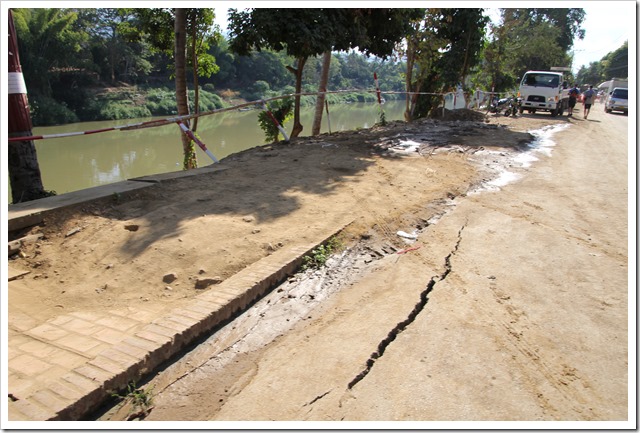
<box><xmin>8</xmin><ymin>9</ymin><xmax>46</xmax><ymax>203</ymax></box>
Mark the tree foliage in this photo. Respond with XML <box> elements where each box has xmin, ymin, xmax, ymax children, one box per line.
<box><xmin>228</xmin><ymin>8</ymin><xmax>420</xmax><ymax>137</ymax></box>
<box><xmin>406</xmin><ymin>8</ymin><xmax>488</xmax><ymax>118</ymax></box>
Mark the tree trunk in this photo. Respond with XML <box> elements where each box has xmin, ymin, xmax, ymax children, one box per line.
<box><xmin>8</xmin><ymin>9</ymin><xmax>47</xmax><ymax>203</ymax></box>
<box><xmin>287</xmin><ymin>56</ymin><xmax>307</xmax><ymax>138</ymax></box>
<box><xmin>404</xmin><ymin>38</ymin><xmax>415</xmax><ymax>122</ymax></box>
<box><xmin>190</xmin><ymin>19</ymin><xmax>200</xmax><ymax>132</ymax></box>
<box><xmin>311</xmin><ymin>51</ymin><xmax>332</xmax><ymax>136</ymax></box>
<box><xmin>174</xmin><ymin>8</ymin><xmax>196</xmax><ymax>169</ymax></box>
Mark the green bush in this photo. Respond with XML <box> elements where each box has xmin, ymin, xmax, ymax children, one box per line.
<box><xmin>189</xmin><ymin>89</ymin><xmax>225</xmax><ymax>112</ymax></box>
<box><xmin>30</xmin><ymin>95</ymin><xmax>79</xmax><ymax>126</ymax></box>
<box><xmin>99</xmin><ymin>101</ymin><xmax>152</xmax><ymax>120</ymax></box>
<box><xmin>257</xmin><ymin>97</ymin><xmax>293</xmax><ymax>143</ymax></box>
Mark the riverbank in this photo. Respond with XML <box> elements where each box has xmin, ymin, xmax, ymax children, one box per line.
<box><xmin>31</xmin><ymin>82</ymin><xmax>392</xmax><ymax>127</ymax></box>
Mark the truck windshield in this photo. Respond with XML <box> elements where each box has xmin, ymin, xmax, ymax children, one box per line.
<box><xmin>522</xmin><ymin>73</ymin><xmax>560</xmax><ymax>88</ymax></box>
<box><xmin>612</xmin><ymin>89</ymin><xmax>628</xmax><ymax>99</ymax></box>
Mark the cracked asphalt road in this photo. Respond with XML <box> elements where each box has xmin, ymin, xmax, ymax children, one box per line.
<box><xmin>99</xmin><ymin>108</ymin><xmax>630</xmax><ymax>424</ymax></box>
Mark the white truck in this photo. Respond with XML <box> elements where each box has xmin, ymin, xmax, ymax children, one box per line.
<box><xmin>518</xmin><ymin>70</ymin><xmax>570</xmax><ymax>117</ymax></box>
<box><xmin>597</xmin><ymin>78</ymin><xmax>628</xmax><ymax>97</ymax></box>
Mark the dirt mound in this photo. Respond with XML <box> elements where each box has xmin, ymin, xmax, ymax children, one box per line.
<box><xmin>431</xmin><ymin>108</ymin><xmax>488</xmax><ymax>122</ymax></box>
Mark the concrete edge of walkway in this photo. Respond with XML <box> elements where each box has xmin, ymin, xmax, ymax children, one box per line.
<box><xmin>7</xmin><ymin>164</ymin><xmax>228</xmax><ymax>232</ymax></box>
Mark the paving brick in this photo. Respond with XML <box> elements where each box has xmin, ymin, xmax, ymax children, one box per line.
<box><xmin>46</xmin><ymin>348</ymin><xmax>89</xmax><ymax>369</ymax></box>
<box><xmin>9</xmin><ymin>398</ymin><xmax>54</xmax><ymax>421</ymax></box>
<box><xmin>89</xmin><ymin>355</ymin><xmax>127</xmax><ymax>376</ymax></box>
<box><xmin>46</xmin><ymin>379</ymin><xmax>86</xmax><ymax>402</ymax></box>
<box><xmin>98</xmin><ymin>347</ymin><xmax>140</xmax><ymax>371</ymax></box>
<box><xmin>8</xmin><ymin>374</ymin><xmax>37</xmax><ymax>399</ymax></box>
<box><xmin>55</xmin><ymin>334</ymin><xmax>104</xmax><ymax>354</ymax></box>
<box><xmin>163</xmin><ymin>313</ymin><xmax>200</xmax><ymax>328</ymax></box>
<box><xmin>18</xmin><ymin>339</ymin><xmax>66</xmax><ymax>358</ymax></box>
<box><xmin>123</xmin><ymin>335</ymin><xmax>163</xmax><ymax>352</ymax></box>
<box><xmin>30</xmin><ymin>388</ymin><xmax>73</xmax><ymax>414</ymax></box>
<box><xmin>27</xmin><ymin>323</ymin><xmax>70</xmax><ymax>341</ymax></box>
<box><xmin>7</xmin><ymin>403</ymin><xmax>32</xmax><ymax>421</ymax></box>
<box><xmin>124</xmin><ymin>306</ymin><xmax>167</xmax><ymax>322</ymax></box>
<box><xmin>135</xmin><ymin>329</ymin><xmax>174</xmax><ymax>346</ymax></box>
<box><xmin>95</xmin><ymin>315</ymin><xmax>142</xmax><ymax>332</ymax></box>
<box><xmin>61</xmin><ymin>371</ymin><xmax>102</xmax><ymax>396</ymax></box>
<box><xmin>91</xmin><ymin>327</ymin><xmax>128</xmax><ymax>345</ymax></box>
<box><xmin>74</xmin><ymin>363</ymin><xmax>116</xmax><ymax>383</ymax></box>
<box><xmin>191</xmin><ymin>297</ymin><xmax>222</xmax><ymax>309</ymax></box>
<box><xmin>152</xmin><ymin>317</ymin><xmax>188</xmax><ymax>333</ymax></box>
<box><xmin>182</xmin><ymin>301</ymin><xmax>218</xmax><ymax>316</ymax></box>
<box><xmin>196</xmin><ymin>291</ymin><xmax>235</xmax><ymax>305</ymax></box>
<box><xmin>60</xmin><ymin>317</ymin><xmax>106</xmax><ymax>336</ymax></box>
<box><xmin>31</xmin><ymin>365</ymin><xmax>75</xmax><ymax>389</ymax></box>
<box><xmin>10</xmin><ymin>353</ymin><xmax>53</xmax><ymax>377</ymax></box>
<box><xmin>144</xmin><ymin>323</ymin><xmax>179</xmax><ymax>338</ymax></box>
<box><xmin>8</xmin><ymin>346</ymin><xmax>24</xmax><ymax>361</ymax></box>
<box><xmin>172</xmin><ymin>308</ymin><xmax>207</xmax><ymax>322</ymax></box>
<box><xmin>49</xmin><ymin>315</ymin><xmax>76</xmax><ymax>326</ymax></box>
<box><xmin>112</xmin><ymin>341</ymin><xmax>151</xmax><ymax>360</ymax></box>
<box><xmin>68</xmin><ymin>311</ymin><xmax>104</xmax><ymax>322</ymax></box>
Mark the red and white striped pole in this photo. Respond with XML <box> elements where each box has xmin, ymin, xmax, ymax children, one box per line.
<box><xmin>176</xmin><ymin>121</ymin><xmax>218</xmax><ymax>163</ymax></box>
<box><xmin>7</xmin><ymin>9</ymin><xmax>46</xmax><ymax>202</ymax></box>
<box><xmin>261</xmin><ymin>101</ymin><xmax>289</xmax><ymax>142</ymax></box>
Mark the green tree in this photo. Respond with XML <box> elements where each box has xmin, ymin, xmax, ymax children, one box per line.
<box><xmin>134</xmin><ymin>8</ymin><xmax>221</xmax><ymax>168</ymax></box>
<box><xmin>499</xmin><ymin>8</ymin><xmax>585</xmax><ymax>76</ymax></box>
<box><xmin>12</xmin><ymin>8</ymin><xmax>86</xmax><ymax>97</ymax></box>
<box><xmin>602</xmin><ymin>41</ymin><xmax>628</xmax><ymax>79</ymax></box>
<box><xmin>229</xmin><ymin>8</ymin><xmax>420</xmax><ymax>137</ymax></box>
<box><xmin>228</xmin><ymin>8</ymin><xmax>340</xmax><ymax>138</ymax></box>
<box><xmin>406</xmin><ymin>9</ymin><xmax>488</xmax><ymax>118</ymax></box>
<box><xmin>74</xmin><ymin>9</ymin><xmax>146</xmax><ymax>83</ymax></box>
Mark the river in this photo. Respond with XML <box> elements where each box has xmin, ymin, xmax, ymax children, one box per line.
<box><xmin>11</xmin><ymin>100</ymin><xmax>406</xmax><ymax>200</ymax></box>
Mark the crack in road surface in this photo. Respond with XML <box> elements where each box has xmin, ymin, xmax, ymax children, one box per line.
<box><xmin>347</xmin><ymin>225</ymin><xmax>465</xmax><ymax>390</ymax></box>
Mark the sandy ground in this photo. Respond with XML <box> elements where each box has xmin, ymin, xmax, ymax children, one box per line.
<box><xmin>7</xmin><ymin>105</ymin><xmax>631</xmax><ymax>424</ymax></box>
<box><xmin>8</xmin><ymin>109</ymin><xmax>531</xmax><ymax>326</ymax></box>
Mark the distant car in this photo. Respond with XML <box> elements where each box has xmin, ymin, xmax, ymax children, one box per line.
<box><xmin>605</xmin><ymin>87</ymin><xmax>628</xmax><ymax>114</ymax></box>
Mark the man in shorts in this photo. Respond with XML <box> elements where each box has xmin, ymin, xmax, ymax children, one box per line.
<box><xmin>568</xmin><ymin>84</ymin><xmax>580</xmax><ymax>117</ymax></box>
<box><xmin>582</xmin><ymin>85</ymin><xmax>596</xmax><ymax>119</ymax></box>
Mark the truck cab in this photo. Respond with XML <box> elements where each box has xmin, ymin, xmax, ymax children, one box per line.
<box><xmin>518</xmin><ymin>71</ymin><xmax>569</xmax><ymax>117</ymax></box>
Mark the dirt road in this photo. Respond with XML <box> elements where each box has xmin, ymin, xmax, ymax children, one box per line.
<box><xmin>92</xmin><ymin>106</ymin><xmax>632</xmax><ymax>424</ymax></box>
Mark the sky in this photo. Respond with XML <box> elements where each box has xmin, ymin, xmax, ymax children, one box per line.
<box><xmin>212</xmin><ymin>1</ymin><xmax>636</xmax><ymax>77</ymax></box>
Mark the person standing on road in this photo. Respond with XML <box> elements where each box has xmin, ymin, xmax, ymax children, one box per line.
<box><xmin>568</xmin><ymin>84</ymin><xmax>580</xmax><ymax>117</ymax></box>
<box><xmin>582</xmin><ymin>85</ymin><xmax>596</xmax><ymax>119</ymax></box>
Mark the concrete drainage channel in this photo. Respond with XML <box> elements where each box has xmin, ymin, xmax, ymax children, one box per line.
<box><xmin>93</xmin><ymin>199</ymin><xmax>461</xmax><ymax>420</ymax></box>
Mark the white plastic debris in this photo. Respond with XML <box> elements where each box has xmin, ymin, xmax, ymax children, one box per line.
<box><xmin>396</xmin><ymin>230</ymin><xmax>418</xmax><ymax>240</ymax></box>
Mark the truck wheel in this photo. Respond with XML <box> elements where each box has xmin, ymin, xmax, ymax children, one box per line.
<box><xmin>519</xmin><ymin>107</ymin><xmax>524</xmax><ymax>114</ymax></box>
<box><xmin>550</xmin><ymin>108</ymin><xmax>558</xmax><ymax>117</ymax></box>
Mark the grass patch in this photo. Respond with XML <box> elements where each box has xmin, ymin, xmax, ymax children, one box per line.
<box><xmin>301</xmin><ymin>236</ymin><xmax>344</xmax><ymax>271</ymax></box>
<box><xmin>112</xmin><ymin>381</ymin><xmax>154</xmax><ymax>420</ymax></box>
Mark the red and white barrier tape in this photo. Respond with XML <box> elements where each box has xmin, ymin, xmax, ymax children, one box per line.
<box><xmin>7</xmin><ymin>88</ymin><xmax>511</xmax><ymax>143</ymax></box>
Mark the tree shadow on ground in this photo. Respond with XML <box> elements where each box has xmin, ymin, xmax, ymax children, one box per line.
<box><xmin>59</xmin><ymin>115</ymin><xmax>540</xmax><ymax>259</ymax></box>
